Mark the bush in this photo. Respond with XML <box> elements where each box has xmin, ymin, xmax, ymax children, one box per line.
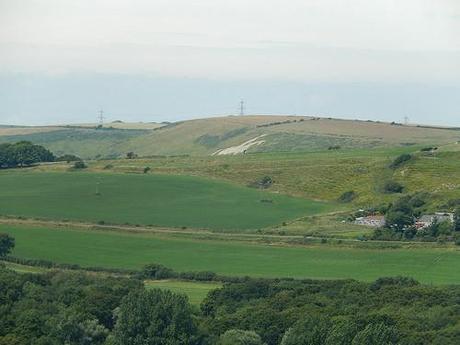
<box><xmin>249</xmin><ymin>176</ymin><xmax>273</xmax><ymax>189</ymax></box>
<box><xmin>389</xmin><ymin>154</ymin><xmax>412</xmax><ymax>169</ymax></box>
<box><xmin>383</xmin><ymin>181</ymin><xmax>404</xmax><ymax>194</ymax></box>
<box><xmin>126</xmin><ymin>152</ymin><xmax>137</xmax><ymax>159</ymax></box>
<box><xmin>73</xmin><ymin>161</ymin><xmax>87</xmax><ymax>169</ymax></box>
<box><xmin>143</xmin><ymin>166</ymin><xmax>151</xmax><ymax>174</ymax></box>
<box><xmin>138</xmin><ymin>263</ymin><xmax>176</xmax><ymax>280</ymax></box>
<box><xmin>338</xmin><ymin>191</ymin><xmax>357</xmax><ymax>203</ymax></box>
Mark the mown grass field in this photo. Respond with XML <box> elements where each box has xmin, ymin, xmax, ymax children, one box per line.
<box><xmin>2</xmin><ymin>224</ymin><xmax>459</xmax><ymax>284</ymax></box>
<box><xmin>0</xmin><ymin>171</ymin><xmax>330</xmax><ymax>230</ymax></box>
<box><xmin>145</xmin><ymin>280</ymin><xmax>221</xmax><ymax>304</ymax></box>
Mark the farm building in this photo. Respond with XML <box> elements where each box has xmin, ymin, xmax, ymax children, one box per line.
<box><xmin>415</xmin><ymin>212</ymin><xmax>454</xmax><ymax>229</ymax></box>
<box><xmin>354</xmin><ymin>215</ymin><xmax>385</xmax><ymax>227</ymax></box>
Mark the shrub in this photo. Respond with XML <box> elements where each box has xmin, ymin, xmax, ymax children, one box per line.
<box><xmin>73</xmin><ymin>160</ymin><xmax>87</xmax><ymax>169</ymax></box>
<box><xmin>249</xmin><ymin>176</ymin><xmax>273</xmax><ymax>189</ymax></box>
<box><xmin>138</xmin><ymin>263</ymin><xmax>176</xmax><ymax>280</ymax></box>
<box><xmin>126</xmin><ymin>152</ymin><xmax>137</xmax><ymax>159</ymax></box>
<box><xmin>143</xmin><ymin>166</ymin><xmax>151</xmax><ymax>174</ymax></box>
<box><xmin>383</xmin><ymin>181</ymin><xmax>404</xmax><ymax>194</ymax></box>
<box><xmin>389</xmin><ymin>154</ymin><xmax>412</xmax><ymax>169</ymax></box>
<box><xmin>338</xmin><ymin>191</ymin><xmax>357</xmax><ymax>203</ymax></box>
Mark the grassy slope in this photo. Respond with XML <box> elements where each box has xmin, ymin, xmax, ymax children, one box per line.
<box><xmin>2</xmin><ymin>115</ymin><xmax>459</xmax><ymax>158</ymax></box>
<box><xmin>3</xmin><ymin>224</ymin><xmax>459</xmax><ymax>284</ymax></box>
<box><xmin>0</xmin><ymin>171</ymin><xmax>330</xmax><ymax>230</ymax></box>
<box><xmin>81</xmin><ymin>146</ymin><xmax>460</xmax><ymax>207</ymax></box>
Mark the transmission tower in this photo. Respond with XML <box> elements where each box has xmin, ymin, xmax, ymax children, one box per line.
<box><xmin>98</xmin><ymin>109</ymin><xmax>105</xmax><ymax>127</ymax></box>
<box><xmin>239</xmin><ymin>99</ymin><xmax>245</xmax><ymax>116</ymax></box>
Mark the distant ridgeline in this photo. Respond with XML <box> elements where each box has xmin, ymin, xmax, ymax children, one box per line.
<box><xmin>0</xmin><ymin>141</ymin><xmax>55</xmax><ymax>168</ymax></box>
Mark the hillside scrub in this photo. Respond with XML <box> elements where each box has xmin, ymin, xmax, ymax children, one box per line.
<box><xmin>249</xmin><ymin>176</ymin><xmax>273</xmax><ymax>189</ymax></box>
<box><xmin>389</xmin><ymin>153</ymin><xmax>412</xmax><ymax>169</ymax></box>
<box><xmin>338</xmin><ymin>190</ymin><xmax>357</xmax><ymax>203</ymax></box>
<box><xmin>383</xmin><ymin>181</ymin><xmax>404</xmax><ymax>194</ymax></box>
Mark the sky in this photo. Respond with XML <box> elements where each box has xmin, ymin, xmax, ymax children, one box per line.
<box><xmin>0</xmin><ymin>0</ymin><xmax>459</xmax><ymax>125</ymax></box>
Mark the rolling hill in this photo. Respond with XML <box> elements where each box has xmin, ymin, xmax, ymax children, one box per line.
<box><xmin>1</xmin><ymin>115</ymin><xmax>459</xmax><ymax>158</ymax></box>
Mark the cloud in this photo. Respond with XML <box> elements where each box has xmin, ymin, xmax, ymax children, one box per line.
<box><xmin>1</xmin><ymin>0</ymin><xmax>459</xmax><ymax>81</ymax></box>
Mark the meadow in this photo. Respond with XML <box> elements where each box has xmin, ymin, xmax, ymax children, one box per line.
<box><xmin>145</xmin><ymin>280</ymin><xmax>222</xmax><ymax>304</ymax></box>
<box><xmin>0</xmin><ymin>171</ymin><xmax>330</xmax><ymax>230</ymax></box>
<box><xmin>2</xmin><ymin>224</ymin><xmax>459</xmax><ymax>285</ymax></box>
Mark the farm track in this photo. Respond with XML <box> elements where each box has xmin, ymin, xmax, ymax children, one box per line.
<box><xmin>0</xmin><ymin>216</ymin><xmax>452</xmax><ymax>249</ymax></box>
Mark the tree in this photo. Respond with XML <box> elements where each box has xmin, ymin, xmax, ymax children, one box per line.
<box><xmin>385</xmin><ymin>198</ymin><xmax>414</xmax><ymax>231</ymax></box>
<box><xmin>351</xmin><ymin>322</ymin><xmax>399</xmax><ymax>345</ymax></box>
<box><xmin>218</xmin><ymin>329</ymin><xmax>265</xmax><ymax>345</ymax></box>
<box><xmin>112</xmin><ymin>289</ymin><xmax>197</xmax><ymax>345</ymax></box>
<box><xmin>325</xmin><ymin>318</ymin><xmax>360</xmax><ymax>345</ymax></box>
<box><xmin>454</xmin><ymin>208</ymin><xmax>460</xmax><ymax>232</ymax></box>
<box><xmin>126</xmin><ymin>152</ymin><xmax>137</xmax><ymax>159</ymax></box>
<box><xmin>0</xmin><ymin>142</ymin><xmax>54</xmax><ymax>169</ymax></box>
<box><xmin>0</xmin><ymin>233</ymin><xmax>15</xmax><ymax>257</ymax></box>
<box><xmin>281</xmin><ymin>315</ymin><xmax>331</xmax><ymax>345</ymax></box>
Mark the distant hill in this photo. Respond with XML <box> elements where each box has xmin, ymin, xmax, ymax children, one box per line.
<box><xmin>1</xmin><ymin>116</ymin><xmax>459</xmax><ymax>158</ymax></box>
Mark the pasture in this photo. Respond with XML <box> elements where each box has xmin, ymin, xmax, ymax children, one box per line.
<box><xmin>0</xmin><ymin>171</ymin><xmax>329</xmax><ymax>230</ymax></box>
<box><xmin>145</xmin><ymin>280</ymin><xmax>221</xmax><ymax>304</ymax></box>
<box><xmin>2</xmin><ymin>224</ymin><xmax>459</xmax><ymax>284</ymax></box>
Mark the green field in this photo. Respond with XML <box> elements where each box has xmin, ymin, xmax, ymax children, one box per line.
<box><xmin>0</xmin><ymin>171</ymin><xmax>330</xmax><ymax>230</ymax></box>
<box><xmin>3</xmin><ymin>224</ymin><xmax>459</xmax><ymax>284</ymax></box>
<box><xmin>145</xmin><ymin>280</ymin><xmax>221</xmax><ymax>304</ymax></box>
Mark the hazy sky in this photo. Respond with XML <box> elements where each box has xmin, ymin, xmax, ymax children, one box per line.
<box><xmin>1</xmin><ymin>0</ymin><xmax>459</xmax><ymax>125</ymax></box>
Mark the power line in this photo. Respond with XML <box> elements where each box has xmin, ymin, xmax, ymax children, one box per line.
<box><xmin>98</xmin><ymin>109</ymin><xmax>105</xmax><ymax>127</ymax></box>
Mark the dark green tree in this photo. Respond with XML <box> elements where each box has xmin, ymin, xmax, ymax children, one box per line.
<box><xmin>281</xmin><ymin>315</ymin><xmax>331</xmax><ymax>345</ymax></box>
<box><xmin>351</xmin><ymin>322</ymin><xmax>399</xmax><ymax>345</ymax></box>
<box><xmin>0</xmin><ymin>142</ymin><xmax>54</xmax><ymax>168</ymax></box>
<box><xmin>385</xmin><ymin>198</ymin><xmax>414</xmax><ymax>231</ymax></box>
<box><xmin>112</xmin><ymin>289</ymin><xmax>197</xmax><ymax>345</ymax></box>
<box><xmin>454</xmin><ymin>208</ymin><xmax>460</xmax><ymax>231</ymax></box>
<box><xmin>325</xmin><ymin>317</ymin><xmax>360</xmax><ymax>345</ymax></box>
<box><xmin>0</xmin><ymin>233</ymin><xmax>15</xmax><ymax>257</ymax></box>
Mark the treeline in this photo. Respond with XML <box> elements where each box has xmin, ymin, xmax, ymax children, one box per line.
<box><xmin>0</xmin><ymin>265</ymin><xmax>459</xmax><ymax>345</ymax></box>
<box><xmin>0</xmin><ymin>141</ymin><xmax>55</xmax><ymax>168</ymax></box>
